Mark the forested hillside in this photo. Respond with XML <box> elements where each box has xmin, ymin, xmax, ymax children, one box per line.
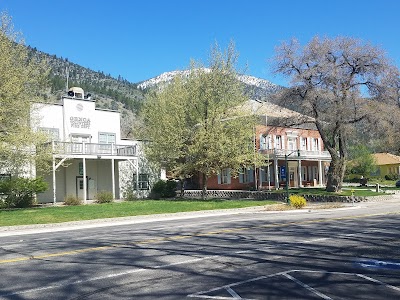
<box><xmin>27</xmin><ymin>46</ymin><xmax>146</xmax><ymax>137</ymax></box>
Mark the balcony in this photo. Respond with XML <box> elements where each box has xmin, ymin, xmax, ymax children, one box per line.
<box><xmin>261</xmin><ymin>149</ymin><xmax>331</xmax><ymax>160</ymax></box>
<box><xmin>48</xmin><ymin>141</ymin><xmax>137</xmax><ymax>157</ymax></box>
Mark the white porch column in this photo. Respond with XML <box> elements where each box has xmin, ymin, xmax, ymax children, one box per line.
<box><xmin>136</xmin><ymin>158</ymin><xmax>139</xmax><ymax>194</ymax></box>
<box><xmin>111</xmin><ymin>158</ymin><xmax>116</xmax><ymax>200</ymax></box>
<box><xmin>274</xmin><ymin>158</ymin><xmax>279</xmax><ymax>189</ymax></box>
<box><xmin>298</xmin><ymin>159</ymin><xmax>303</xmax><ymax>188</ymax></box>
<box><xmin>318</xmin><ymin>160</ymin><xmax>323</xmax><ymax>186</ymax></box>
<box><xmin>258</xmin><ymin>167</ymin><xmax>263</xmax><ymax>190</ymax></box>
<box><xmin>83</xmin><ymin>157</ymin><xmax>87</xmax><ymax>204</ymax></box>
<box><xmin>52</xmin><ymin>156</ymin><xmax>56</xmax><ymax>205</ymax></box>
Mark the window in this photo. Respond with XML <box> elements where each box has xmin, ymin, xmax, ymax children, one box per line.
<box><xmin>133</xmin><ymin>174</ymin><xmax>149</xmax><ymax>190</ymax></box>
<box><xmin>301</xmin><ymin>166</ymin><xmax>307</xmax><ymax>181</ymax></box>
<box><xmin>260</xmin><ymin>135</ymin><xmax>272</xmax><ymax>150</ymax></box>
<box><xmin>300</xmin><ymin>137</ymin><xmax>307</xmax><ymax>150</ymax></box>
<box><xmin>260</xmin><ymin>135</ymin><xmax>267</xmax><ymax>150</ymax></box>
<box><xmin>0</xmin><ymin>174</ymin><xmax>11</xmax><ymax>182</ymax></box>
<box><xmin>275</xmin><ymin>135</ymin><xmax>282</xmax><ymax>149</ymax></box>
<box><xmin>98</xmin><ymin>132</ymin><xmax>116</xmax><ymax>153</ymax></box>
<box><xmin>39</xmin><ymin>127</ymin><xmax>59</xmax><ymax>141</ymax></box>
<box><xmin>99</xmin><ymin>132</ymin><xmax>116</xmax><ymax>144</ymax></box>
<box><xmin>312</xmin><ymin>138</ymin><xmax>319</xmax><ymax>151</ymax></box>
<box><xmin>239</xmin><ymin>168</ymin><xmax>254</xmax><ymax>183</ymax></box>
<box><xmin>218</xmin><ymin>168</ymin><xmax>231</xmax><ymax>184</ymax></box>
<box><xmin>287</xmin><ymin>137</ymin><xmax>297</xmax><ymax>150</ymax></box>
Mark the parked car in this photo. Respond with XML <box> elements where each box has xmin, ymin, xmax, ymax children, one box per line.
<box><xmin>396</xmin><ymin>180</ymin><xmax>400</xmax><ymax>188</ymax></box>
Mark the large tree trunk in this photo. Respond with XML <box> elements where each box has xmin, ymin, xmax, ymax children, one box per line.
<box><xmin>326</xmin><ymin>156</ymin><xmax>346</xmax><ymax>192</ymax></box>
<box><xmin>201</xmin><ymin>173</ymin><xmax>208</xmax><ymax>200</ymax></box>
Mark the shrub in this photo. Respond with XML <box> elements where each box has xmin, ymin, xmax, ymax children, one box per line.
<box><xmin>385</xmin><ymin>174</ymin><xmax>398</xmax><ymax>181</ymax></box>
<box><xmin>96</xmin><ymin>190</ymin><xmax>114</xmax><ymax>203</ymax></box>
<box><xmin>289</xmin><ymin>195</ymin><xmax>307</xmax><ymax>209</ymax></box>
<box><xmin>123</xmin><ymin>188</ymin><xmax>138</xmax><ymax>201</ymax></box>
<box><xmin>64</xmin><ymin>194</ymin><xmax>82</xmax><ymax>206</ymax></box>
<box><xmin>0</xmin><ymin>177</ymin><xmax>48</xmax><ymax>208</ymax></box>
<box><xmin>150</xmin><ymin>180</ymin><xmax>177</xmax><ymax>199</ymax></box>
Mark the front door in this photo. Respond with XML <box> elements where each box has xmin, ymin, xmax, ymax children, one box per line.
<box><xmin>76</xmin><ymin>176</ymin><xmax>89</xmax><ymax>200</ymax></box>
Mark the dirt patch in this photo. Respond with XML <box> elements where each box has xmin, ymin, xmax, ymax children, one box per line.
<box><xmin>264</xmin><ymin>202</ymin><xmax>346</xmax><ymax>211</ymax></box>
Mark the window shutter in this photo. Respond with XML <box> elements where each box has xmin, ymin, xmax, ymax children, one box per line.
<box><xmin>261</xmin><ymin>168</ymin><xmax>266</xmax><ymax>182</ymax></box>
<box><xmin>227</xmin><ymin>169</ymin><xmax>231</xmax><ymax>184</ymax></box>
<box><xmin>239</xmin><ymin>171</ymin><xmax>244</xmax><ymax>183</ymax></box>
<box><xmin>281</xmin><ymin>137</ymin><xmax>285</xmax><ymax>150</ymax></box>
<box><xmin>248</xmin><ymin>169</ymin><xmax>254</xmax><ymax>182</ymax></box>
<box><xmin>307</xmin><ymin>137</ymin><xmax>311</xmax><ymax>151</ymax></box>
<box><xmin>217</xmin><ymin>174</ymin><xmax>221</xmax><ymax>184</ymax></box>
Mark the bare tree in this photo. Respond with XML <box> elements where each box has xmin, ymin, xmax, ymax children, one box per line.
<box><xmin>272</xmin><ymin>36</ymin><xmax>399</xmax><ymax>192</ymax></box>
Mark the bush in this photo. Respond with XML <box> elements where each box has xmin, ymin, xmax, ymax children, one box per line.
<box><xmin>343</xmin><ymin>174</ymin><xmax>362</xmax><ymax>183</ymax></box>
<box><xmin>0</xmin><ymin>177</ymin><xmax>48</xmax><ymax>208</ymax></box>
<box><xmin>64</xmin><ymin>194</ymin><xmax>82</xmax><ymax>206</ymax></box>
<box><xmin>123</xmin><ymin>189</ymin><xmax>139</xmax><ymax>201</ymax></box>
<box><xmin>96</xmin><ymin>190</ymin><xmax>114</xmax><ymax>203</ymax></box>
<box><xmin>289</xmin><ymin>195</ymin><xmax>307</xmax><ymax>209</ymax></box>
<box><xmin>150</xmin><ymin>180</ymin><xmax>177</xmax><ymax>199</ymax></box>
<box><xmin>385</xmin><ymin>174</ymin><xmax>399</xmax><ymax>181</ymax></box>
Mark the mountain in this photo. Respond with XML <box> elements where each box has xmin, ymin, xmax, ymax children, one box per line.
<box><xmin>137</xmin><ymin>70</ymin><xmax>283</xmax><ymax>100</ymax></box>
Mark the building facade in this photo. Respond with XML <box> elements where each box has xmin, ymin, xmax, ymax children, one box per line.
<box><xmin>31</xmin><ymin>87</ymin><xmax>146</xmax><ymax>203</ymax></box>
<box><xmin>372</xmin><ymin>153</ymin><xmax>400</xmax><ymax>178</ymax></box>
<box><xmin>205</xmin><ymin>101</ymin><xmax>331</xmax><ymax>190</ymax></box>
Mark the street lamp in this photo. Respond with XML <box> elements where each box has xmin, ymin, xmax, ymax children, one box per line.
<box><xmin>285</xmin><ymin>149</ymin><xmax>301</xmax><ymax>204</ymax></box>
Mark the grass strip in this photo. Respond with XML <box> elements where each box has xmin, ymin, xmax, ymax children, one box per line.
<box><xmin>0</xmin><ymin>200</ymin><xmax>275</xmax><ymax>227</ymax></box>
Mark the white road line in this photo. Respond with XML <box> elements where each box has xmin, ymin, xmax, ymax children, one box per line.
<box><xmin>0</xmin><ymin>255</ymin><xmax>216</xmax><ymax>298</ymax></box>
<box><xmin>225</xmin><ymin>287</ymin><xmax>242</xmax><ymax>299</ymax></box>
<box><xmin>282</xmin><ymin>273</ymin><xmax>333</xmax><ymax>300</ymax></box>
<box><xmin>357</xmin><ymin>274</ymin><xmax>400</xmax><ymax>292</ymax></box>
<box><xmin>303</xmin><ymin>237</ymin><xmax>330</xmax><ymax>243</ymax></box>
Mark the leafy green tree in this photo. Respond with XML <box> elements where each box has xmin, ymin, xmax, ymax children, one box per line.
<box><xmin>272</xmin><ymin>36</ymin><xmax>399</xmax><ymax>192</ymax></box>
<box><xmin>0</xmin><ymin>12</ymin><xmax>50</xmax><ymax>176</ymax></box>
<box><xmin>140</xmin><ymin>42</ymin><xmax>264</xmax><ymax>198</ymax></box>
<box><xmin>346</xmin><ymin>145</ymin><xmax>377</xmax><ymax>177</ymax></box>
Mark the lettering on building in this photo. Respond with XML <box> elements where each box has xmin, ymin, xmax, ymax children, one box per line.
<box><xmin>70</xmin><ymin>116</ymin><xmax>91</xmax><ymax>129</ymax></box>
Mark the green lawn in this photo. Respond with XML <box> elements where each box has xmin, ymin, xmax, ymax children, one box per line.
<box><xmin>0</xmin><ymin>200</ymin><xmax>275</xmax><ymax>227</ymax></box>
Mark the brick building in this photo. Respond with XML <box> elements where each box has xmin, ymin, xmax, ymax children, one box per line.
<box><xmin>203</xmin><ymin>100</ymin><xmax>331</xmax><ymax>190</ymax></box>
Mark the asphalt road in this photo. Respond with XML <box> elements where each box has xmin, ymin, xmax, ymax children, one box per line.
<box><xmin>0</xmin><ymin>198</ymin><xmax>400</xmax><ymax>299</ymax></box>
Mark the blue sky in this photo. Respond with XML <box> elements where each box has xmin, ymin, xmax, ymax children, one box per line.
<box><xmin>1</xmin><ymin>0</ymin><xmax>399</xmax><ymax>86</ymax></box>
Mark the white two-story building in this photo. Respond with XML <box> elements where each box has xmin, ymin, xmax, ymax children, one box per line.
<box><xmin>31</xmin><ymin>87</ymin><xmax>147</xmax><ymax>204</ymax></box>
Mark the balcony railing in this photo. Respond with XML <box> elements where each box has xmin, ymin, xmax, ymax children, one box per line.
<box><xmin>261</xmin><ymin>148</ymin><xmax>331</xmax><ymax>160</ymax></box>
<box><xmin>49</xmin><ymin>141</ymin><xmax>137</xmax><ymax>156</ymax></box>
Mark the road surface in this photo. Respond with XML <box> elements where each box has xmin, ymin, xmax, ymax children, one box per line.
<box><xmin>0</xmin><ymin>197</ymin><xmax>399</xmax><ymax>299</ymax></box>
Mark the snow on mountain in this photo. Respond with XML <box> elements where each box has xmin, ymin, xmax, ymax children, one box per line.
<box><xmin>137</xmin><ymin>70</ymin><xmax>282</xmax><ymax>98</ymax></box>
<box><xmin>137</xmin><ymin>70</ymin><xmax>192</xmax><ymax>90</ymax></box>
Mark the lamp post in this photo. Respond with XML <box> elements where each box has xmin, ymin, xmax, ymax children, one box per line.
<box><xmin>285</xmin><ymin>149</ymin><xmax>301</xmax><ymax>204</ymax></box>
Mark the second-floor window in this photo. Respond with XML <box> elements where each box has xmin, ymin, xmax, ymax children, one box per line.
<box><xmin>260</xmin><ymin>135</ymin><xmax>272</xmax><ymax>150</ymax></box>
<box><xmin>39</xmin><ymin>127</ymin><xmax>59</xmax><ymax>141</ymax></box>
<box><xmin>300</xmin><ymin>137</ymin><xmax>307</xmax><ymax>150</ymax></box>
<box><xmin>99</xmin><ymin>132</ymin><xmax>116</xmax><ymax>144</ymax></box>
<box><xmin>287</xmin><ymin>137</ymin><xmax>297</xmax><ymax>151</ymax></box>
<box><xmin>275</xmin><ymin>135</ymin><xmax>282</xmax><ymax>149</ymax></box>
<box><xmin>312</xmin><ymin>138</ymin><xmax>319</xmax><ymax>151</ymax></box>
